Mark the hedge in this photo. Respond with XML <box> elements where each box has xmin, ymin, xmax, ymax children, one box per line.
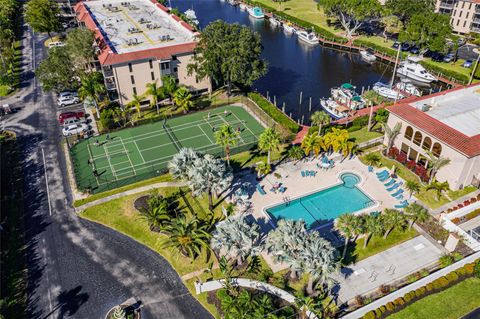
<box><xmin>247</xmin><ymin>92</ymin><xmax>300</xmax><ymax>133</ymax></box>
<box><xmin>420</xmin><ymin>60</ymin><xmax>470</xmax><ymax>84</ymax></box>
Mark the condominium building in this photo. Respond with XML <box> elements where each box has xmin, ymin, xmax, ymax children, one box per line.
<box><xmin>74</xmin><ymin>0</ymin><xmax>211</xmax><ymax>106</ymax></box>
<box><xmin>385</xmin><ymin>83</ymin><xmax>480</xmax><ymax>190</ymax></box>
<box><xmin>435</xmin><ymin>0</ymin><xmax>480</xmax><ymax>34</ymax></box>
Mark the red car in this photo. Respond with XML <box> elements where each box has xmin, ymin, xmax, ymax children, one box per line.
<box><xmin>58</xmin><ymin>111</ymin><xmax>85</xmax><ymax>124</ymax></box>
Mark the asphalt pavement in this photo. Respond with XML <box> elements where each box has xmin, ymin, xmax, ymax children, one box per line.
<box><xmin>1</xmin><ymin>22</ymin><xmax>212</xmax><ymax>319</ymax></box>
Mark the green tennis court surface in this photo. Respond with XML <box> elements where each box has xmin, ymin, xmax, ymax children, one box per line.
<box><xmin>70</xmin><ymin>105</ymin><xmax>265</xmax><ymax>193</ymax></box>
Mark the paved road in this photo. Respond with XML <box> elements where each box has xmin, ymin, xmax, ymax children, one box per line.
<box><xmin>1</xmin><ymin>23</ymin><xmax>212</xmax><ymax>319</ymax></box>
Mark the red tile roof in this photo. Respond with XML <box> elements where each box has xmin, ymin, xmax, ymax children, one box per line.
<box><xmin>390</xmin><ymin>83</ymin><xmax>480</xmax><ymax>158</ymax></box>
<box><xmin>74</xmin><ymin>0</ymin><xmax>198</xmax><ymax>66</ymax></box>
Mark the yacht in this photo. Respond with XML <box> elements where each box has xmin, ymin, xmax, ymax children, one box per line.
<box><xmin>395</xmin><ymin>81</ymin><xmax>421</xmax><ymax>97</ymax></box>
<box><xmin>227</xmin><ymin>0</ymin><xmax>238</xmax><ymax>5</ymax></box>
<box><xmin>373</xmin><ymin>82</ymin><xmax>405</xmax><ymax>100</ymax></box>
<box><xmin>320</xmin><ymin>98</ymin><xmax>348</xmax><ymax>119</ymax></box>
<box><xmin>269</xmin><ymin>17</ymin><xmax>280</xmax><ymax>27</ymax></box>
<box><xmin>297</xmin><ymin>31</ymin><xmax>318</xmax><ymax>45</ymax></box>
<box><xmin>331</xmin><ymin>83</ymin><xmax>366</xmax><ymax>110</ymax></box>
<box><xmin>359</xmin><ymin>49</ymin><xmax>376</xmax><ymax>62</ymax></box>
<box><xmin>283</xmin><ymin>23</ymin><xmax>296</xmax><ymax>34</ymax></box>
<box><xmin>184</xmin><ymin>9</ymin><xmax>199</xmax><ymax>26</ymax></box>
<box><xmin>239</xmin><ymin>3</ymin><xmax>246</xmax><ymax>10</ymax></box>
<box><xmin>247</xmin><ymin>6</ymin><xmax>264</xmax><ymax>19</ymax></box>
<box><xmin>396</xmin><ymin>57</ymin><xmax>436</xmax><ymax>83</ymax></box>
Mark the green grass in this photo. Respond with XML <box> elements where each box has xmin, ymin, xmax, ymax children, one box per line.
<box><xmin>0</xmin><ymin>85</ymin><xmax>12</xmax><ymax>96</ymax></box>
<box><xmin>344</xmin><ymin>228</ymin><xmax>418</xmax><ymax>264</ymax></box>
<box><xmin>349</xmin><ymin>127</ymin><xmax>383</xmax><ymax>144</ymax></box>
<box><xmin>230</xmin><ymin>144</ymin><xmax>288</xmax><ymax>170</ymax></box>
<box><xmin>388</xmin><ymin>277</ymin><xmax>480</xmax><ymax>319</ymax></box>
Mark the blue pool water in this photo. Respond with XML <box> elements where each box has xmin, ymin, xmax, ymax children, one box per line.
<box><xmin>265</xmin><ymin>173</ymin><xmax>374</xmax><ymax>229</ymax></box>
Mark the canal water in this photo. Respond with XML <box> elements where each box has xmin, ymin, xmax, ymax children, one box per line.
<box><xmin>170</xmin><ymin>0</ymin><xmax>394</xmax><ymax>122</ymax></box>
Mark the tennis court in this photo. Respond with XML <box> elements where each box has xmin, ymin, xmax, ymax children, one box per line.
<box><xmin>70</xmin><ymin>105</ymin><xmax>265</xmax><ymax>193</ymax></box>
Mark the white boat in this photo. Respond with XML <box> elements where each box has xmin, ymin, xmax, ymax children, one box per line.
<box><xmin>297</xmin><ymin>31</ymin><xmax>318</xmax><ymax>45</ymax></box>
<box><xmin>227</xmin><ymin>0</ymin><xmax>237</xmax><ymax>5</ymax></box>
<box><xmin>247</xmin><ymin>6</ymin><xmax>264</xmax><ymax>19</ymax></box>
<box><xmin>373</xmin><ymin>82</ymin><xmax>405</xmax><ymax>100</ymax></box>
<box><xmin>395</xmin><ymin>81</ymin><xmax>421</xmax><ymax>97</ymax></box>
<box><xmin>359</xmin><ymin>49</ymin><xmax>376</xmax><ymax>62</ymax></box>
<box><xmin>283</xmin><ymin>23</ymin><xmax>296</xmax><ymax>34</ymax></box>
<box><xmin>239</xmin><ymin>3</ymin><xmax>246</xmax><ymax>10</ymax></box>
<box><xmin>396</xmin><ymin>57</ymin><xmax>436</xmax><ymax>83</ymax></box>
<box><xmin>269</xmin><ymin>17</ymin><xmax>280</xmax><ymax>27</ymax></box>
<box><xmin>184</xmin><ymin>9</ymin><xmax>199</xmax><ymax>26</ymax></box>
<box><xmin>331</xmin><ymin>83</ymin><xmax>366</xmax><ymax>110</ymax></box>
<box><xmin>320</xmin><ymin>98</ymin><xmax>348</xmax><ymax>119</ymax></box>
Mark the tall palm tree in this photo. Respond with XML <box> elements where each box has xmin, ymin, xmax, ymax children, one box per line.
<box><xmin>287</xmin><ymin>145</ymin><xmax>304</xmax><ymax>162</ymax></box>
<box><xmin>323</xmin><ymin>127</ymin><xmax>349</xmax><ymax>153</ymax></box>
<box><xmin>173</xmin><ymin>86</ymin><xmax>193</xmax><ymax>113</ymax></box>
<box><xmin>145</xmin><ymin>81</ymin><xmax>165</xmax><ymax>114</ymax></box>
<box><xmin>404</xmin><ymin>203</ymin><xmax>429</xmax><ymax>230</ymax></box>
<box><xmin>426</xmin><ymin>179</ymin><xmax>450</xmax><ymax>201</ymax></box>
<box><xmin>335</xmin><ymin>214</ymin><xmax>358</xmax><ymax>260</ymax></box>
<box><xmin>405</xmin><ymin>180</ymin><xmax>421</xmax><ymax>199</ymax></box>
<box><xmin>127</xmin><ymin>93</ymin><xmax>143</xmax><ymax>117</ymax></box>
<box><xmin>426</xmin><ymin>151</ymin><xmax>451</xmax><ymax>184</ymax></box>
<box><xmin>255</xmin><ymin>161</ymin><xmax>271</xmax><ymax>178</ymax></box>
<box><xmin>364</xmin><ymin>153</ymin><xmax>381</xmax><ymax>167</ymax></box>
<box><xmin>310</xmin><ymin>111</ymin><xmax>331</xmax><ymax>135</ymax></box>
<box><xmin>211</xmin><ymin>215</ymin><xmax>262</xmax><ymax>266</ymax></box>
<box><xmin>258</xmin><ymin>128</ymin><xmax>281</xmax><ymax>165</ymax></box>
<box><xmin>162</xmin><ymin>215</ymin><xmax>212</xmax><ymax>260</ymax></box>
<box><xmin>380</xmin><ymin>209</ymin><xmax>405</xmax><ymax>238</ymax></box>
<box><xmin>339</xmin><ymin>139</ymin><xmax>356</xmax><ymax>159</ymax></box>
<box><xmin>162</xmin><ymin>75</ymin><xmax>177</xmax><ymax>102</ymax></box>
<box><xmin>382</xmin><ymin>122</ymin><xmax>402</xmax><ymax>154</ymax></box>
<box><xmin>78</xmin><ymin>72</ymin><xmax>106</xmax><ymax>118</ymax></box>
<box><xmin>214</xmin><ymin>124</ymin><xmax>239</xmax><ymax>166</ymax></box>
<box><xmin>168</xmin><ymin>147</ymin><xmax>200</xmax><ymax>181</ymax></box>
<box><xmin>301</xmin><ymin>133</ymin><xmax>324</xmax><ymax>157</ymax></box>
<box><xmin>360</xmin><ymin>214</ymin><xmax>382</xmax><ymax>248</ymax></box>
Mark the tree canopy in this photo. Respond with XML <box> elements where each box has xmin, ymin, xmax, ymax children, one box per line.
<box><xmin>188</xmin><ymin>20</ymin><xmax>267</xmax><ymax>94</ymax></box>
<box><xmin>65</xmin><ymin>28</ymin><xmax>96</xmax><ymax>71</ymax></box>
<box><xmin>385</xmin><ymin>0</ymin><xmax>435</xmax><ymax>22</ymax></box>
<box><xmin>399</xmin><ymin>12</ymin><xmax>452</xmax><ymax>52</ymax></box>
<box><xmin>35</xmin><ymin>46</ymin><xmax>76</xmax><ymax>92</ymax></box>
<box><xmin>25</xmin><ymin>0</ymin><xmax>60</xmax><ymax>37</ymax></box>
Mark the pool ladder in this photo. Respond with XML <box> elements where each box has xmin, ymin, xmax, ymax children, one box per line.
<box><xmin>282</xmin><ymin>196</ymin><xmax>291</xmax><ymax>206</ymax></box>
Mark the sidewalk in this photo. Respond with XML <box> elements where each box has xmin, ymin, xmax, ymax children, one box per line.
<box><xmin>431</xmin><ymin>189</ymin><xmax>480</xmax><ymax>216</ymax></box>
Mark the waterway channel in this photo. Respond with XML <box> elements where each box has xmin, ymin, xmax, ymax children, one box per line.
<box><xmin>170</xmin><ymin>0</ymin><xmax>395</xmax><ymax>122</ymax></box>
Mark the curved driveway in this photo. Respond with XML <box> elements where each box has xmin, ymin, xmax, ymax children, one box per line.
<box><xmin>2</xmin><ymin>24</ymin><xmax>212</xmax><ymax>319</ymax></box>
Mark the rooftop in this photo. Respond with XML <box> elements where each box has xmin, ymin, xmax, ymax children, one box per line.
<box><xmin>390</xmin><ymin>83</ymin><xmax>480</xmax><ymax>158</ymax></box>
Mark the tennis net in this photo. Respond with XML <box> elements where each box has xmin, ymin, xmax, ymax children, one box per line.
<box><xmin>164</xmin><ymin>124</ymin><xmax>182</xmax><ymax>151</ymax></box>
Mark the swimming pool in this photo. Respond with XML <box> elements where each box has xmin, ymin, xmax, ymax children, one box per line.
<box><xmin>265</xmin><ymin>173</ymin><xmax>375</xmax><ymax>229</ymax></box>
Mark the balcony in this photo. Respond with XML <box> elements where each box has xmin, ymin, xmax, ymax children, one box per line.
<box><xmin>105</xmin><ymin>81</ymin><xmax>117</xmax><ymax>90</ymax></box>
<box><xmin>472</xmin><ymin>26</ymin><xmax>480</xmax><ymax>33</ymax></box>
<box><xmin>439</xmin><ymin>1</ymin><xmax>454</xmax><ymax>9</ymax></box>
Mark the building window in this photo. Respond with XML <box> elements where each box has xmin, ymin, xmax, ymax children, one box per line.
<box><xmin>173</xmin><ymin>67</ymin><xmax>178</xmax><ymax>73</ymax></box>
<box><xmin>469</xmin><ymin>3</ymin><xmax>472</xmax><ymax>9</ymax></box>
<box><xmin>432</xmin><ymin>142</ymin><xmax>442</xmax><ymax>157</ymax></box>
<box><xmin>151</xmin><ymin>72</ymin><xmax>155</xmax><ymax>80</ymax></box>
<box><xmin>418</xmin><ymin>155</ymin><xmax>427</xmax><ymax>167</ymax></box>
<box><xmin>401</xmin><ymin>143</ymin><xmax>409</xmax><ymax>154</ymax></box>
<box><xmin>413</xmin><ymin>131</ymin><xmax>422</xmax><ymax>146</ymax></box>
<box><xmin>422</xmin><ymin>136</ymin><xmax>432</xmax><ymax>151</ymax></box>
<box><xmin>133</xmin><ymin>87</ymin><xmax>137</xmax><ymax>95</ymax></box>
<box><xmin>459</xmin><ymin>11</ymin><xmax>463</xmax><ymax>18</ymax></box>
<box><xmin>466</xmin><ymin>12</ymin><xmax>469</xmax><ymax>19</ymax></box>
<box><xmin>408</xmin><ymin>148</ymin><xmax>418</xmax><ymax>161</ymax></box>
<box><xmin>457</xmin><ymin>19</ymin><xmax>460</xmax><ymax>26</ymax></box>
<box><xmin>130</xmin><ymin>75</ymin><xmax>135</xmax><ymax>84</ymax></box>
<box><xmin>453</xmin><ymin>9</ymin><xmax>457</xmax><ymax>15</ymax></box>
<box><xmin>404</xmin><ymin>126</ymin><xmax>414</xmax><ymax>140</ymax></box>
<box><xmin>128</xmin><ymin>63</ymin><xmax>133</xmax><ymax>72</ymax></box>
<box><xmin>149</xmin><ymin>59</ymin><xmax>153</xmax><ymax>69</ymax></box>
<box><xmin>464</xmin><ymin>20</ymin><xmax>467</xmax><ymax>27</ymax></box>
<box><xmin>161</xmin><ymin>62</ymin><xmax>170</xmax><ymax>70</ymax></box>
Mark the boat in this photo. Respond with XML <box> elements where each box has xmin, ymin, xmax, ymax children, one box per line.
<box><xmin>239</xmin><ymin>3</ymin><xmax>246</xmax><ymax>10</ymax></box>
<box><xmin>283</xmin><ymin>22</ymin><xmax>296</xmax><ymax>34</ymax></box>
<box><xmin>297</xmin><ymin>31</ymin><xmax>318</xmax><ymax>45</ymax></box>
<box><xmin>184</xmin><ymin>9</ymin><xmax>199</xmax><ymax>26</ymax></box>
<box><xmin>247</xmin><ymin>6</ymin><xmax>264</xmax><ymax>19</ymax></box>
<box><xmin>359</xmin><ymin>49</ymin><xmax>376</xmax><ymax>62</ymax></box>
<box><xmin>396</xmin><ymin>57</ymin><xmax>436</xmax><ymax>83</ymax></box>
<box><xmin>395</xmin><ymin>81</ymin><xmax>421</xmax><ymax>97</ymax></box>
<box><xmin>227</xmin><ymin>0</ymin><xmax>238</xmax><ymax>5</ymax></box>
<box><xmin>373</xmin><ymin>82</ymin><xmax>405</xmax><ymax>100</ymax></box>
<box><xmin>320</xmin><ymin>98</ymin><xmax>348</xmax><ymax>119</ymax></box>
<box><xmin>269</xmin><ymin>17</ymin><xmax>280</xmax><ymax>27</ymax></box>
<box><xmin>331</xmin><ymin>83</ymin><xmax>366</xmax><ymax>111</ymax></box>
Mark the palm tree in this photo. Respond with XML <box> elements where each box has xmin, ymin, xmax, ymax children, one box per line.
<box><xmin>426</xmin><ymin>151</ymin><xmax>451</xmax><ymax>184</ymax></box>
<box><xmin>426</xmin><ymin>179</ymin><xmax>450</xmax><ymax>201</ymax></box>
<box><xmin>168</xmin><ymin>147</ymin><xmax>200</xmax><ymax>181</ymax></box>
<box><xmin>211</xmin><ymin>216</ymin><xmax>263</xmax><ymax>266</ymax></box>
<box><xmin>339</xmin><ymin>139</ymin><xmax>356</xmax><ymax>159</ymax></box>
<box><xmin>310</xmin><ymin>111</ymin><xmax>331</xmax><ymax>135</ymax></box>
<box><xmin>301</xmin><ymin>133</ymin><xmax>324</xmax><ymax>157</ymax></box>
<box><xmin>127</xmin><ymin>93</ymin><xmax>143</xmax><ymax>117</ymax></box>
<box><xmin>145</xmin><ymin>81</ymin><xmax>165</xmax><ymax>114</ymax></box>
<box><xmin>255</xmin><ymin>161</ymin><xmax>271</xmax><ymax>178</ymax></box>
<box><xmin>364</xmin><ymin>153</ymin><xmax>381</xmax><ymax>167</ymax></box>
<box><xmin>405</xmin><ymin>180</ymin><xmax>421</xmax><ymax>199</ymax></box>
<box><xmin>162</xmin><ymin>75</ymin><xmax>177</xmax><ymax>102</ymax></box>
<box><xmin>323</xmin><ymin>127</ymin><xmax>349</xmax><ymax>153</ymax></box>
<box><xmin>173</xmin><ymin>86</ymin><xmax>193</xmax><ymax>113</ymax></box>
<box><xmin>360</xmin><ymin>214</ymin><xmax>382</xmax><ymax>248</ymax></box>
<box><xmin>78</xmin><ymin>72</ymin><xmax>106</xmax><ymax>118</ymax></box>
<box><xmin>335</xmin><ymin>214</ymin><xmax>358</xmax><ymax>260</ymax></box>
<box><xmin>382</xmin><ymin>122</ymin><xmax>402</xmax><ymax>154</ymax></box>
<box><xmin>139</xmin><ymin>202</ymin><xmax>170</xmax><ymax>232</ymax></box>
<box><xmin>162</xmin><ymin>215</ymin><xmax>212</xmax><ymax>260</ymax></box>
<box><xmin>214</xmin><ymin>124</ymin><xmax>239</xmax><ymax>166</ymax></box>
<box><xmin>380</xmin><ymin>209</ymin><xmax>405</xmax><ymax>238</ymax></box>
<box><xmin>404</xmin><ymin>203</ymin><xmax>429</xmax><ymax>230</ymax></box>
<box><xmin>258</xmin><ymin>128</ymin><xmax>281</xmax><ymax>165</ymax></box>
<box><xmin>287</xmin><ymin>145</ymin><xmax>304</xmax><ymax>162</ymax></box>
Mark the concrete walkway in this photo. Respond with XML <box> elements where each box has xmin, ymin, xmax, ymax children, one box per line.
<box><xmin>75</xmin><ymin>181</ymin><xmax>186</xmax><ymax>211</ymax></box>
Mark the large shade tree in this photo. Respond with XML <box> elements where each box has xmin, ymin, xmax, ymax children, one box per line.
<box><xmin>188</xmin><ymin>20</ymin><xmax>267</xmax><ymax>95</ymax></box>
<box><xmin>36</xmin><ymin>46</ymin><xmax>76</xmax><ymax>92</ymax></box>
<box><xmin>65</xmin><ymin>28</ymin><xmax>96</xmax><ymax>72</ymax></box>
<box><xmin>385</xmin><ymin>0</ymin><xmax>435</xmax><ymax>23</ymax></box>
<box><xmin>399</xmin><ymin>12</ymin><xmax>452</xmax><ymax>52</ymax></box>
<box><xmin>25</xmin><ymin>0</ymin><xmax>60</xmax><ymax>38</ymax></box>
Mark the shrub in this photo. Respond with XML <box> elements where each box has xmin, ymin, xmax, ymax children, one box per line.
<box><xmin>420</xmin><ymin>269</ymin><xmax>430</xmax><ymax>277</ymax></box>
<box><xmin>363</xmin><ymin>311</ymin><xmax>376</xmax><ymax>319</ymax></box>
<box><xmin>386</xmin><ymin>302</ymin><xmax>395</xmax><ymax>312</ymax></box>
<box><xmin>378</xmin><ymin>284</ymin><xmax>390</xmax><ymax>294</ymax></box>
<box><xmin>355</xmin><ymin>295</ymin><xmax>365</xmax><ymax>306</ymax></box>
<box><xmin>465</xmin><ymin>263</ymin><xmax>475</xmax><ymax>274</ymax></box>
<box><xmin>426</xmin><ymin>283</ymin><xmax>434</xmax><ymax>291</ymax></box>
<box><xmin>456</xmin><ymin>267</ymin><xmax>467</xmax><ymax>277</ymax></box>
<box><xmin>393</xmin><ymin>297</ymin><xmax>405</xmax><ymax>306</ymax></box>
<box><xmin>446</xmin><ymin>272</ymin><xmax>459</xmax><ymax>282</ymax></box>
<box><xmin>420</xmin><ymin>60</ymin><xmax>469</xmax><ymax>84</ymax></box>
<box><xmin>415</xmin><ymin>287</ymin><xmax>426</xmax><ymax>297</ymax></box>
<box><xmin>439</xmin><ymin>254</ymin><xmax>454</xmax><ymax>268</ymax></box>
<box><xmin>406</xmin><ymin>160</ymin><xmax>416</xmax><ymax>170</ymax></box>
<box><xmin>396</xmin><ymin>152</ymin><xmax>407</xmax><ymax>164</ymax></box>
<box><xmin>432</xmin><ymin>277</ymin><xmax>449</xmax><ymax>289</ymax></box>
<box><xmin>374</xmin><ymin>308</ymin><xmax>383</xmax><ymax>318</ymax></box>
<box><xmin>452</xmin><ymin>252</ymin><xmax>464</xmax><ymax>262</ymax></box>
<box><xmin>387</xmin><ymin>146</ymin><xmax>399</xmax><ymax>159</ymax></box>
<box><xmin>403</xmin><ymin>291</ymin><xmax>414</xmax><ymax>302</ymax></box>
<box><xmin>474</xmin><ymin>261</ymin><xmax>480</xmax><ymax>278</ymax></box>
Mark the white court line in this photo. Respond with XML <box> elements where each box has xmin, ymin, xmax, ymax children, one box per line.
<box><xmin>134</xmin><ymin>140</ymin><xmax>146</xmax><ymax>163</ymax></box>
<box><xmin>120</xmin><ymin>137</ymin><xmax>136</xmax><ymax>175</ymax></box>
<box><xmin>86</xmin><ymin>141</ymin><xmax>100</xmax><ymax>186</ymax></box>
<box><xmin>232</xmin><ymin>112</ymin><xmax>256</xmax><ymax>138</ymax></box>
<box><xmin>41</xmin><ymin>148</ymin><xmax>53</xmax><ymax>216</ymax></box>
<box><xmin>103</xmin><ymin>144</ymin><xmax>117</xmax><ymax>180</ymax></box>
<box><xmin>219</xmin><ymin>115</ymin><xmax>245</xmax><ymax>143</ymax></box>
<box><xmin>198</xmin><ymin>124</ymin><xmax>214</xmax><ymax>144</ymax></box>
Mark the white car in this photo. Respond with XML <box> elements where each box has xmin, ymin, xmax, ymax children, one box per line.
<box><xmin>63</xmin><ymin>118</ymin><xmax>85</xmax><ymax>126</ymax></box>
<box><xmin>48</xmin><ymin>41</ymin><xmax>65</xmax><ymax>49</ymax></box>
<box><xmin>59</xmin><ymin>90</ymin><xmax>78</xmax><ymax>98</ymax></box>
<box><xmin>62</xmin><ymin>123</ymin><xmax>89</xmax><ymax>136</ymax></box>
<box><xmin>57</xmin><ymin>95</ymin><xmax>80</xmax><ymax>107</ymax></box>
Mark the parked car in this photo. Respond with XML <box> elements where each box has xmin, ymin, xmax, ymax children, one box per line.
<box><xmin>421</xmin><ymin>49</ymin><xmax>433</xmax><ymax>57</ymax></box>
<box><xmin>62</xmin><ymin>123</ymin><xmax>89</xmax><ymax>136</ymax></box>
<box><xmin>463</xmin><ymin>59</ymin><xmax>473</xmax><ymax>68</ymax></box>
<box><xmin>431</xmin><ymin>52</ymin><xmax>445</xmax><ymax>62</ymax></box>
<box><xmin>57</xmin><ymin>95</ymin><xmax>80</xmax><ymax>107</ymax></box>
<box><xmin>409</xmin><ymin>46</ymin><xmax>420</xmax><ymax>55</ymax></box>
<box><xmin>443</xmin><ymin>53</ymin><xmax>455</xmax><ymax>62</ymax></box>
<box><xmin>400</xmin><ymin>42</ymin><xmax>412</xmax><ymax>51</ymax></box>
<box><xmin>63</xmin><ymin>118</ymin><xmax>85</xmax><ymax>127</ymax></box>
<box><xmin>58</xmin><ymin>90</ymin><xmax>78</xmax><ymax>98</ymax></box>
<box><xmin>48</xmin><ymin>41</ymin><xmax>65</xmax><ymax>49</ymax></box>
<box><xmin>392</xmin><ymin>42</ymin><xmax>401</xmax><ymax>49</ymax></box>
<box><xmin>58</xmin><ymin>111</ymin><xmax>85</xmax><ymax>124</ymax></box>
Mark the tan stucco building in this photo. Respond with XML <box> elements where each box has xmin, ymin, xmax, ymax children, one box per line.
<box><xmin>385</xmin><ymin>83</ymin><xmax>480</xmax><ymax>190</ymax></box>
<box><xmin>435</xmin><ymin>0</ymin><xmax>480</xmax><ymax>34</ymax></box>
<box><xmin>74</xmin><ymin>0</ymin><xmax>211</xmax><ymax>106</ymax></box>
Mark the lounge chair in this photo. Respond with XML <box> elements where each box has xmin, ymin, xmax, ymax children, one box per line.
<box><xmin>279</xmin><ymin>186</ymin><xmax>286</xmax><ymax>193</ymax></box>
<box><xmin>310</xmin><ymin>170</ymin><xmax>316</xmax><ymax>177</ymax></box>
<box><xmin>376</xmin><ymin>169</ymin><xmax>388</xmax><ymax>176</ymax></box>
<box><xmin>386</xmin><ymin>183</ymin><xmax>400</xmax><ymax>192</ymax></box>
<box><xmin>391</xmin><ymin>189</ymin><xmax>404</xmax><ymax>197</ymax></box>
<box><xmin>394</xmin><ymin>200</ymin><xmax>408</xmax><ymax>209</ymax></box>
<box><xmin>301</xmin><ymin>171</ymin><xmax>306</xmax><ymax>177</ymax></box>
<box><xmin>378</xmin><ymin>175</ymin><xmax>390</xmax><ymax>182</ymax></box>
<box><xmin>368</xmin><ymin>166</ymin><xmax>373</xmax><ymax>172</ymax></box>
<box><xmin>384</xmin><ymin>179</ymin><xmax>396</xmax><ymax>187</ymax></box>
<box><xmin>305</xmin><ymin>170</ymin><xmax>310</xmax><ymax>177</ymax></box>
<box><xmin>256</xmin><ymin>184</ymin><xmax>266</xmax><ymax>195</ymax></box>
<box><xmin>395</xmin><ymin>194</ymin><xmax>404</xmax><ymax>200</ymax></box>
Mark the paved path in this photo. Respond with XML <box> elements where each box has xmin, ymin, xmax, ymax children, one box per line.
<box><xmin>75</xmin><ymin>181</ymin><xmax>186</xmax><ymax>212</ymax></box>
<box><xmin>431</xmin><ymin>189</ymin><xmax>480</xmax><ymax>215</ymax></box>
<box><xmin>1</xmin><ymin>22</ymin><xmax>211</xmax><ymax>318</ymax></box>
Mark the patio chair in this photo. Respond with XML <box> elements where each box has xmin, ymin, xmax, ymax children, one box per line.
<box><xmin>391</xmin><ymin>189</ymin><xmax>404</xmax><ymax>197</ymax></box>
<box><xmin>376</xmin><ymin>169</ymin><xmax>388</xmax><ymax>176</ymax></box>
<box><xmin>378</xmin><ymin>174</ymin><xmax>390</xmax><ymax>182</ymax></box>
<box><xmin>279</xmin><ymin>186</ymin><xmax>286</xmax><ymax>193</ymax></box>
<box><xmin>310</xmin><ymin>170</ymin><xmax>316</xmax><ymax>177</ymax></box>
<box><xmin>256</xmin><ymin>184</ymin><xmax>266</xmax><ymax>195</ymax></box>
<box><xmin>368</xmin><ymin>166</ymin><xmax>373</xmax><ymax>172</ymax></box>
<box><xmin>301</xmin><ymin>171</ymin><xmax>306</xmax><ymax>177</ymax></box>
<box><xmin>305</xmin><ymin>170</ymin><xmax>310</xmax><ymax>177</ymax></box>
<box><xmin>387</xmin><ymin>182</ymin><xmax>403</xmax><ymax>192</ymax></box>
<box><xmin>394</xmin><ymin>201</ymin><xmax>408</xmax><ymax>209</ymax></box>
<box><xmin>384</xmin><ymin>179</ymin><xmax>396</xmax><ymax>187</ymax></box>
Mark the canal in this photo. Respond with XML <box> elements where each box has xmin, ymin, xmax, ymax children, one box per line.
<box><xmin>170</xmin><ymin>0</ymin><xmax>394</xmax><ymax>122</ymax></box>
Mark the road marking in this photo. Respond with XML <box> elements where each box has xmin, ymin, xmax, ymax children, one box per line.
<box><xmin>41</xmin><ymin>148</ymin><xmax>53</xmax><ymax>216</ymax></box>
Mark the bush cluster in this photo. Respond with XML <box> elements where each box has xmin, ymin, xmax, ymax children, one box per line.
<box><xmin>347</xmin><ymin>116</ymin><xmax>369</xmax><ymax>132</ymax></box>
<box><xmin>420</xmin><ymin>60</ymin><xmax>470</xmax><ymax>84</ymax></box>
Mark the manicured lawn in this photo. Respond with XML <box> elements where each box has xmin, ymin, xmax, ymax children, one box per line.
<box><xmin>349</xmin><ymin>127</ymin><xmax>383</xmax><ymax>144</ymax></box>
<box><xmin>389</xmin><ymin>277</ymin><xmax>480</xmax><ymax>319</ymax></box>
<box><xmin>0</xmin><ymin>85</ymin><xmax>12</xmax><ymax>97</ymax></box>
<box><xmin>423</xmin><ymin>59</ymin><xmax>472</xmax><ymax>77</ymax></box>
<box><xmin>344</xmin><ymin>228</ymin><xmax>418</xmax><ymax>264</ymax></box>
<box><xmin>230</xmin><ymin>144</ymin><xmax>288</xmax><ymax>170</ymax></box>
